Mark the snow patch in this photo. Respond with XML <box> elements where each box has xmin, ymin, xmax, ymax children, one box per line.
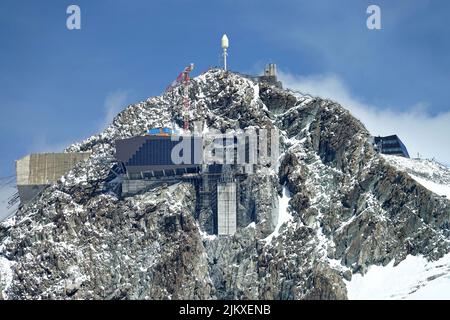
<box><xmin>64</xmin><ymin>265</ymin><xmax>88</xmax><ymax>293</ymax></box>
<box><xmin>409</xmin><ymin>174</ymin><xmax>450</xmax><ymax>199</ymax></box>
<box><xmin>264</xmin><ymin>187</ymin><xmax>292</xmax><ymax>244</ymax></box>
<box><xmin>200</xmin><ymin>229</ymin><xmax>217</xmax><ymax>241</ymax></box>
<box><xmin>382</xmin><ymin>155</ymin><xmax>450</xmax><ymax>198</ymax></box>
<box><xmin>246</xmin><ymin>222</ymin><xmax>256</xmax><ymax>229</ymax></box>
<box><xmin>0</xmin><ymin>256</ymin><xmax>15</xmax><ymax>298</ymax></box>
<box><xmin>346</xmin><ymin>253</ymin><xmax>450</xmax><ymax>300</ymax></box>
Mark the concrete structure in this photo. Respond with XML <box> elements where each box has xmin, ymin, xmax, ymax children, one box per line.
<box><xmin>238</xmin><ymin>64</ymin><xmax>283</xmax><ymax>88</ymax></box>
<box><xmin>115</xmin><ymin>133</ymin><xmax>249</xmax><ymax>235</ymax></box>
<box><xmin>16</xmin><ymin>152</ymin><xmax>91</xmax><ymax>204</ymax></box>
<box><xmin>115</xmin><ymin>127</ymin><xmax>277</xmax><ymax>235</ymax></box>
<box><xmin>121</xmin><ymin>176</ymin><xmax>182</xmax><ymax>197</ymax></box>
<box><xmin>259</xmin><ymin>63</ymin><xmax>283</xmax><ymax>88</ymax></box>
<box><xmin>217</xmin><ymin>182</ymin><xmax>237</xmax><ymax>236</ymax></box>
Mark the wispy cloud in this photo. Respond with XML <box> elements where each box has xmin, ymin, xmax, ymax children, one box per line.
<box><xmin>20</xmin><ymin>90</ymin><xmax>129</xmax><ymax>156</ymax></box>
<box><xmin>278</xmin><ymin>70</ymin><xmax>450</xmax><ymax>165</ymax></box>
<box><xmin>99</xmin><ymin>90</ymin><xmax>129</xmax><ymax>131</ymax></box>
<box><xmin>28</xmin><ymin>134</ymin><xmax>75</xmax><ymax>154</ymax></box>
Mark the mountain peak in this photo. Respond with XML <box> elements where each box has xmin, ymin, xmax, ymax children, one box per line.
<box><xmin>1</xmin><ymin>65</ymin><xmax>449</xmax><ymax>300</ymax></box>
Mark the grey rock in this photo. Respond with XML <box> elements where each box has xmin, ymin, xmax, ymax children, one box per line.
<box><xmin>0</xmin><ymin>69</ymin><xmax>448</xmax><ymax>300</ymax></box>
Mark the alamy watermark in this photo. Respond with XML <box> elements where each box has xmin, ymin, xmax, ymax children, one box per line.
<box><xmin>66</xmin><ymin>5</ymin><xmax>81</xmax><ymax>30</ymax></box>
<box><xmin>65</xmin><ymin>5</ymin><xmax>381</xmax><ymax>31</ymax></box>
<box><xmin>367</xmin><ymin>5</ymin><xmax>381</xmax><ymax>30</ymax></box>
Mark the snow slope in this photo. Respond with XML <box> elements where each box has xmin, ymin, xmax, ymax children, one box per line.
<box><xmin>409</xmin><ymin>175</ymin><xmax>450</xmax><ymax>199</ymax></box>
<box><xmin>346</xmin><ymin>253</ymin><xmax>450</xmax><ymax>300</ymax></box>
<box><xmin>0</xmin><ymin>256</ymin><xmax>14</xmax><ymax>298</ymax></box>
<box><xmin>0</xmin><ymin>177</ymin><xmax>18</xmax><ymax>222</ymax></box>
<box><xmin>383</xmin><ymin>155</ymin><xmax>450</xmax><ymax>198</ymax></box>
<box><xmin>264</xmin><ymin>187</ymin><xmax>293</xmax><ymax>244</ymax></box>
<box><xmin>344</xmin><ymin>155</ymin><xmax>450</xmax><ymax>299</ymax></box>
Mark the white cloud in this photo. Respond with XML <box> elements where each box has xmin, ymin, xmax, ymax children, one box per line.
<box><xmin>100</xmin><ymin>90</ymin><xmax>129</xmax><ymax>131</ymax></box>
<box><xmin>278</xmin><ymin>71</ymin><xmax>450</xmax><ymax>165</ymax></box>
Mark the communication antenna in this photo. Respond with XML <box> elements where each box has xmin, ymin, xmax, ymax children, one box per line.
<box><xmin>221</xmin><ymin>34</ymin><xmax>229</xmax><ymax>71</ymax></box>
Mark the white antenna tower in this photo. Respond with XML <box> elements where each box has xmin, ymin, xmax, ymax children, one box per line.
<box><xmin>221</xmin><ymin>34</ymin><xmax>229</xmax><ymax>70</ymax></box>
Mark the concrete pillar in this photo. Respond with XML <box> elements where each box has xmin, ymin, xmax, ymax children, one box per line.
<box><xmin>217</xmin><ymin>182</ymin><xmax>237</xmax><ymax>235</ymax></box>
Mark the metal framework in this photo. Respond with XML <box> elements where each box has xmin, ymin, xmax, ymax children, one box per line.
<box><xmin>167</xmin><ymin>64</ymin><xmax>194</xmax><ymax>131</ymax></box>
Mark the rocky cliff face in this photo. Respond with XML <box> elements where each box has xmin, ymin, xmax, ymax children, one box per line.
<box><xmin>0</xmin><ymin>69</ymin><xmax>449</xmax><ymax>299</ymax></box>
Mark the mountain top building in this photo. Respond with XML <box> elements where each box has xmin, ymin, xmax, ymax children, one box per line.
<box><xmin>114</xmin><ymin>127</ymin><xmax>269</xmax><ymax>236</ymax></box>
<box><xmin>258</xmin><ymin>64</ymin><xmax>283</xmax><ymax>88</ymax></box>
<box><xmin>16</xmin><ymin>152</ymin><xmax>91</xmax><ymax>204</ymax></box>
<box><xmin>373</xmin><ymin>135</ymin><xmax>410</xmax><ymax>158</ymax></box>
<box><xmin>237</xmin><ymin>63</ymin><xmax>283</xmax><ymax>89</ymax></box>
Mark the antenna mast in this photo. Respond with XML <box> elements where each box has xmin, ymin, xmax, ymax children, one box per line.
<box><xmin>221</xmin><ymin>34</ymin><xmax>229</xmax><ymax>71</ymax></box>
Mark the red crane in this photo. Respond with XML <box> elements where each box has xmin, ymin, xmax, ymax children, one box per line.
<box><xmin>167</xmin><ymin>63</ymin><xmax>195</xmax><ymax>131</ymax></box>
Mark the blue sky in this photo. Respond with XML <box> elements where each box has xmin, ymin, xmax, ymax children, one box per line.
<box><xmin>1</xmin><ymin>0</ymin><xmax>450</xmax><ymax>177</ymax></box>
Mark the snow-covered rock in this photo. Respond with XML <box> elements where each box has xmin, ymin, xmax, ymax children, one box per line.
<box><xmin>383</xmin><ymin>155</ymin><xmax>450</xmax><ymax>198</ymax></box>
<box><xmin>0</xmin><ymin>69</ymin><xmax>448</xmax><ymax>299</ymax></box>
<box><xmin>346</xmin><ymin>253</ymin><xmax>450</xmax><ymax>299</ymax></box>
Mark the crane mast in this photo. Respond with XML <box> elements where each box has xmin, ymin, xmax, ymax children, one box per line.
<box><xmin>167</xmin><ymin>63</ymin><xmax>194</xmax><ymax>131</ymax></box>
<box><xmin>182</xmin><ymin>64</ymin><xmax>194</xmax><ymax>131</ymax></box>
